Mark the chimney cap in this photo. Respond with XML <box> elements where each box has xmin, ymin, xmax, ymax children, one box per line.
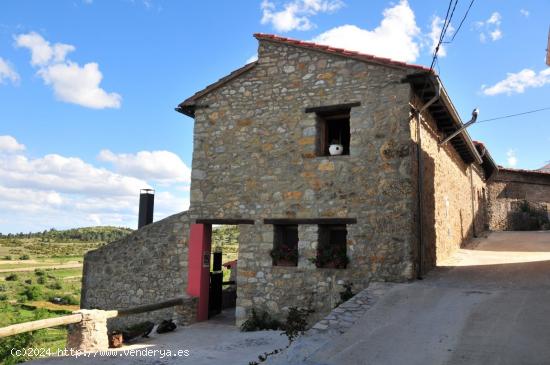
<box><xmin>140</xmin><ymin>188</ymin><xmax>155</xmax><ymax>194</ymax></box>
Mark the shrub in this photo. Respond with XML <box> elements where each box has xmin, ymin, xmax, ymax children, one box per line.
<box><xmin>240</xmin><ymin>309</ymin><xmax>283</xmax><ymax>332</ymax></box>
<box><xmin>19</xmin><ymin>254</ymin><xmax>30</xmax><ymax>260</ymax></box>
<box><xmin>283</xmin><ymin>306</ymin><xmax>314</xmax><ymax>343</ymax></box>
<box><xmin>22</xmin><ymin>285</ymin><xmax>43</xmax><ymax>301</ymax></box>
<box><xmin>36</xmin><ymin>276</ymin><xmax>46</xmax><ymax>285</ymax></box>
<box><xmin>337</xmin><ymin>282</ymin><xmax>355</xmax><ymax>306</ymax></box>
<box><xmin>0</xmin><ymin>333</ymin><xmax>33</xmax><ymax>364</ymax></box>
<box><xmin>0</xmin><ymin>284</ymin><xmax>6</xmax><ymax>292</ymax></box>
<box><xmin>3</xmin><ymin>255</ymin><xmax>12</xmax><ymax>260</ymax></box>
<box><xmin>34</xmin><ymin>269</ymin><xmax>45</xmax><ymax>276</ymax></box>
<box><xmin>24</xmin><ymin>279</ymin><xmax>32</xmax><ymax>285</ymax></box>
<box><xmin>0</xmin><ymin>294</ymin><xmax>7</xmax><ymax>301</ymax></box>
<box><xmin>47</xmin><ymin>281</ymin><xmax>63</xmax><ymax>290</ymax></box>
<box><xmin>5</xmin><ymin>274</ymin><xmax>18</xmax><ymax>281</ymax></box>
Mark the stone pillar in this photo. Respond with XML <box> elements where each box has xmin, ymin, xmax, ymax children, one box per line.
<box><xmin>66</xmin><ymin>309</ymin><xmax>109</xmax><ymax>351</ymax></box>
<box><xmin>298</xmin><ymin>224</ymin><xmax>318</xmax><ymax>269</ymax></box>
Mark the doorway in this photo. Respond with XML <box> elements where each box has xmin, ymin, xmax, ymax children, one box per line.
<box><xmin>188</xmin><ymin>220</ymin><xmax>253</xmax><ymax>324</ymax></box>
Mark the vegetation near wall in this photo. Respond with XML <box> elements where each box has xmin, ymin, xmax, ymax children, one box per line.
<box><xmin>0</xmin><ymin>226</ymin><xmax>133</xmax><ymax>362</ymax></box>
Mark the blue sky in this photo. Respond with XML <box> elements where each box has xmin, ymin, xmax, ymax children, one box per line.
<box><xmin>0</xmin><ymin>0</ymin><xmax>549</xmax><ymax>233</ymax></box>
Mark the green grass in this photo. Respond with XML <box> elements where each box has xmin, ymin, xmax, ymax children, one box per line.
<box><xmin>0</xmin><ymin>226</ymin><xmax>133</xmax><ymax>363</ymax></box>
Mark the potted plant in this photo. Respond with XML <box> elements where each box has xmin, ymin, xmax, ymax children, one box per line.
<box><xmin>313</xmin><ymin>244</ymin><xmax>349</xmax><ymax>269</ymax></box>
<box><xmin>329</xmin><ymin>139</ymin><xmax>343</xmax><ymax>156</ymax></box>
<box><xmin>270</xmin><ymin>244</ymin><xmax>298</xmax><ymax>266</ymax></box>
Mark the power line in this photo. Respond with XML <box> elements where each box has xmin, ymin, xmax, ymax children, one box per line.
<box><xmin>429</xmin><ymin>0</ymin><xmax>456</xmax><ymax>71</ymax></box>
<box><xmin>476</xmin><ymin>106</ymin><xmax>550</xmax><ymax>124</ymax></box>
<box><xmin>448</xmin><ymin>0</ymin><xmax>475</xmax><ymax>43</ymax></box>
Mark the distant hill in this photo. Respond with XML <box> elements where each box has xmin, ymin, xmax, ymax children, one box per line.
<box><xmin>0</xmin><ymin>226</ymin><xmax>134</xmax><ymax>243</ymax></box>
<box><xmin>538</xmin><ymin>163</ymin><xmax>550</xmax><ymax>173</ymax></box>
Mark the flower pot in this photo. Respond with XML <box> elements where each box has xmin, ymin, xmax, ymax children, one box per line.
<box><xmin>275</xmin><ymin>259</ymin><xmax>297</xmax><ymax>267</ymax></box>
<box><xmin>329</xmin><ymin>144</ymin><xmax>343</xmax><ymax>156</ymax></box>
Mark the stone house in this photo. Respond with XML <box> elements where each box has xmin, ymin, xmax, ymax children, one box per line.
<box><xmin>487</xmin><ymin>167</ymin><xmax>550</xmax><ymax>230</ymax></box>
<box><xmin>82</xmin><ymin>33</ymin><xmax>529</xmax><ymax>328</ymax></box>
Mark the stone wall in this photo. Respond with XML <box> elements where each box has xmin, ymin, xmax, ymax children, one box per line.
<box><xmin>488</xmin><ymin>169</ymin><xmax>550</xmax><ymax>230</ymax></box>
<box><xmin>411</xmin><ymin>95</ymin><xmax>488</xmax><ymax>270</ymax></box>
<box><xmin>81</xmin><ymin>211</ymin><xmax>195</xmax><ymax>330</ymax></box>
<box><xmin>189</xmin><ymin>39</ymin><xmax>419</xmax><ymax>324</ymax></box>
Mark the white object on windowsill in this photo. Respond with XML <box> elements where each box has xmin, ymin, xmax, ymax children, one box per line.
<box><xmin>329</xmin><ymin>144</ymin><xmax>343</xmax><ymax>156</ymax></box>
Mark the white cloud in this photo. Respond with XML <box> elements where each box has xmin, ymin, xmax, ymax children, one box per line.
<box><xmin>98</xmin><ymin>150</ymin><xmax>191</xmax><ymax>185</ymax></box>
<box><xmin>14</xmin><ymin>32</ymin><xmax>74</xmax><ymax>66</ymax></box>
<box><xmin>520</xmin><ymin>9</ymin><xmax>529</xmax><ymax>17</ymax></box>
<box><xmin>506</xmin><ymin>149</ymin><xmax>517</xmax><ymax>167</ymax></box>
<box><xmin>14</xmin><ymin>32</ymin><xmax>121</xmax><ymax>109</ymax></box>
<box><xmin>482</xmin><ymin>68</ymin><xmax>550</xmax><ymax>96</ymax></box>
<box><xmin>475</xmin><ymin>12</ymin><xmax>502</xmax><ymax>43</ymax></box>
<box><xmin>246</xmin><ymin>54</ymin><xmax>259</xmax><ymax>64</ymax></box>
<box><xmin>0</xmin><ymin>135</ymin><xmax>26</xmax><ymax>153</ymax></box>
<box><xmin>38</xmin><ymin>61</ymin><xmax>121</xmax><ymax>109</ymax></box>
<box><xmin>311</xmin><ymin>0</ymin><xmax>421</xmax><ymax>63</ymax></box>
<box><xmin>261</xmin><ymin>0</ymin><xmax>344</xmax><ymax>32</ymax></box>
<box><xmin>0</xmin><ymin>57</ymin><xmax>20</xmax><ymax>85</ymax></box>
<box><xmin>0</xmin><ymin>135</ymin><xmax>190</xmax><ymax>233</ymax></box>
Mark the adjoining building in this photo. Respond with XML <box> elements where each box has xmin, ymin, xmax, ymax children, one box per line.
<box><xmin>81</xmin><ymin>34</ymin><xmax>547</xmax><ymax>328</ymax></box>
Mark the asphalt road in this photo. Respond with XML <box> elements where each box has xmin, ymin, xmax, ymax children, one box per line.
<box><xmin>308</xmin><ymin>231</ymin><xmax>550</xmax><ymax>365</ymax></box>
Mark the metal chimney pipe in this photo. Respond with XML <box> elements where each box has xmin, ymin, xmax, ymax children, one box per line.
<box><xmin>138</xmin><ymin>189</ymin><xmax>155</xmax><ymax>229</ymax></box>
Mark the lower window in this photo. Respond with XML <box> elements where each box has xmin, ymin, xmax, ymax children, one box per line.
<box><xmin>270</xmin><ymin>225</ymin><xmax>298</xmax><ymax>267</ymax></box>
<box><xmin>315</xmin><ymin>225</ymin><xmax>348</xmax><ymax>269</ymax></box>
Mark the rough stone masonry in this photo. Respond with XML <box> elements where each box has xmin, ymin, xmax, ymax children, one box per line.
<box><xmin>81</xmin><ymin>34</ymin><xmax>548</xmax><ymax>329</ymax></box>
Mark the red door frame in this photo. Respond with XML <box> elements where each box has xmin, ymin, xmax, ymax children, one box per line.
<box><xmin>187</xmin><ymin>223</ymin><xmax>212</xmax><ymax>321</ymax></box>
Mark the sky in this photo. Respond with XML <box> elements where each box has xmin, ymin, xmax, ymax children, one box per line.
<box><xmin>0</xmin><ymin>0</ymin><xmax>549</xmax><ymax>233</ymax></box>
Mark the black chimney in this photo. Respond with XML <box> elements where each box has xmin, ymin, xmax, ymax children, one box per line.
<box><xmin>138</xmin><ymin>189</ymin><xmax>154</xmax><ymax>228</ymax></box>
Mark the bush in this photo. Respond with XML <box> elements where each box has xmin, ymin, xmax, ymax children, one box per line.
<box><xmin>241</xmin><ymin>309</ymin><xmax>283</xmax><ymax>332</ymax></box>
<box><xmin>0</xmin><ymin>294</ymin><xmax>7</xmax><ymax>301</ymax></box>
<box><xmin>34</xmin><ymin>269</ymin><xmax>45</xmax><ymax>276</ymax></box>
<box><xmin>22</xmin><ymin>285</ymin><xmax>43</xmax><ymax>301</ymax></box>
<box><xmin>0</xmin><ymin>333</ymin><xmax>33</xmax><ymax>364</ymax></box>
<box><xmin>36</xmin><ymin>276</ymin><xmax>46</xmax><ymax>285</ymax></box>
<box><xmin>5</xmin><ymin>274</ymin><xmax>18</xmax><ymax>281</ymax></box>
<box><xmin>24</xmin><ymin>279</ymin><xmax>32</xmax><ymax>285</ymax></box>
<box><xmin>3</xmin><ymin>255</ymin><xmax>12</xmax><ymax>260</ymax></box>
<box><xmin>48</xmin><ymin>295</ymin><xmax>79</xmax><ymax>306</ymax></box>
<box><xmin>46</xmin><ymin>281</ymin><xmax>63</xmax><ymax>290</ymax></box>
<box><xmin>337</xmin><ymin>282</ymin><xmax>355</xmax><ymax>306</ymax></box>
<box><xmin>0</xmin><ymin>284</ymin><xmax>6</xmax><ymax>292</ymax></box>
<box><xmin>283</xmin><ymin>306</ymin><xmax>314</xmax><ymax>343</ymax></box>
<box><xmin>19</xmin><ymin>254</ymin><xmax>30</xmax><ymax>260</ymax></box>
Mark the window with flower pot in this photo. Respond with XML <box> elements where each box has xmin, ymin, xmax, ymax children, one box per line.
<box><xmin>305</xmin><ymin>103</ymin><xmax>359</xmax><ymax>157</ymax></box>
<box><xmin>270</xmin><ymin>225</ymin><xmax>298</xmax><ymax>267</ymax></box>
<box><xmin>313</xmin><ymin>224</ymin><xmax>349</xmax><ymax>269</ymax></box>
<box><xmin>316</xmin><ymin>109</ymin><xmax>350</xmax><ymax>156</ymax></box>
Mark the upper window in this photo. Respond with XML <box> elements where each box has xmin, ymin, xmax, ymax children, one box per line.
<box><xmin>315</xmin><ymin>224</ymin><xmax>348</xmax><ymax>269</ymax></box>
<box><xmin>316</xmin><ymin>109</ymin><xmax>351</xmax><ymax>156</ymax></box>
<box><xmin>270</xmin><ymin>225</ymin><xmax>298</xmax><ymax>267</ymax></box>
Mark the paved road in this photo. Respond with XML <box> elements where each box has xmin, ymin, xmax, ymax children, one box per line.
<box><xmin>29</xmin><ymin>309</ymin><xmax>288</xmax><ymax>365</ymax></box>
<box><xmin>306</xmin><ymin>231</ymin><xmax>550</xmax><ymax>365</ymax></box>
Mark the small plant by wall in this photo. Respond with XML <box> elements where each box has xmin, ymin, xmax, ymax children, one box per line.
<box><xmin>240</xmin><ymin>309</ymin><xmax>283</xmax><ymax>332</ymax></box>
<box><xmin>336</xmin><ymin>282</ymin><xmax>355</xmax><ymax>307</ymax></box>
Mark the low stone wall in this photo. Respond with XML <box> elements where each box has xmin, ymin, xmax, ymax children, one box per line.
<box><xmin>81</xmin><ymin>211</ymin><xmax>195</xmax><ymax>330</ymax></box>
<box><xmin>488</xmin><ymin>169</ymin><xmax>550</xmax><ymax>231</ymax></box>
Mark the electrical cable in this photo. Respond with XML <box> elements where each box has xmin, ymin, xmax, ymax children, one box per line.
<box><xmin>448</xmin><ymin>0</ymin><xmax>475</xmax><ymax>43</ymax></box>
<box><xmin>476</xmin><ymin>106</ymin><xmax>550</xmax><ymax>124</ymax></box>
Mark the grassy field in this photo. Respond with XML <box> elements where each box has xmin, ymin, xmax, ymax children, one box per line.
<box><xmin>0</xmin><ymin>227</ymin><xmax>132</xmax><ymax>364</ymax></box>
<box><xmin>0</xmin><ymin>225</ymin><xmax>239</xmax><ymax>364</ymax></box>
